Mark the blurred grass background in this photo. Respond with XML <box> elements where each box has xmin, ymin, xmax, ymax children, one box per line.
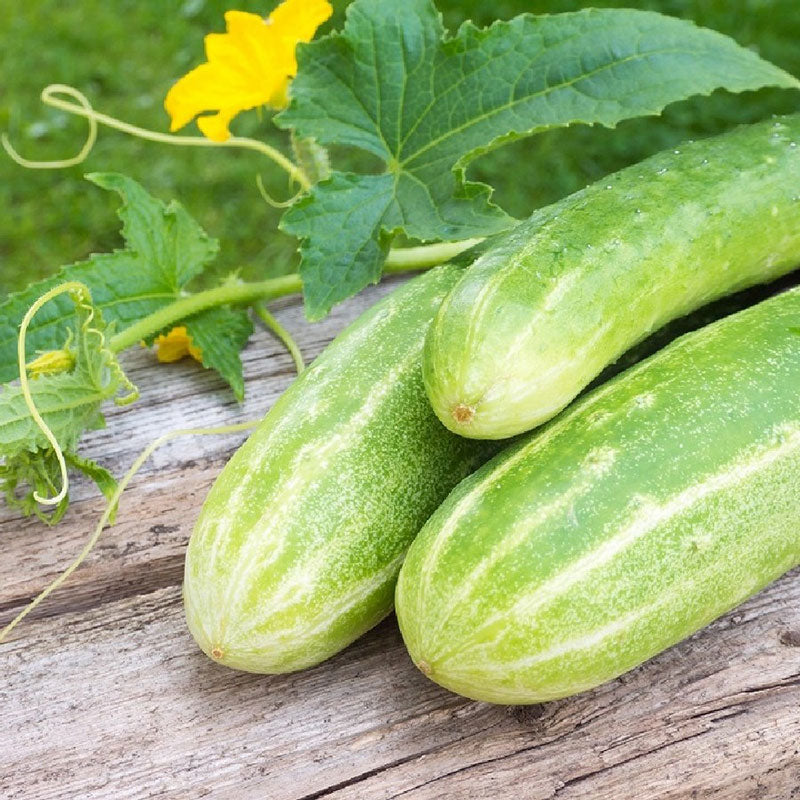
<box><xmin>2</xmin><ymin>0</ymin><xmax>799</xmax><ymax>296</ymax></box>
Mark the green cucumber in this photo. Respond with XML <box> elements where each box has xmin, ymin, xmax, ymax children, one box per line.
<box><xmin>183</xmin><ymin>268</ymin><xmax>492</xmax><ymax>673</ymax></box>
<box><xmin>397</xmin><ymin>286</ymin><xmax>800</xmax><ymax>704</ymax></box>
<box><xmin>424</xmin><ymin>115</ymin><xmax>800</xmax><ymax>439</ymax></box>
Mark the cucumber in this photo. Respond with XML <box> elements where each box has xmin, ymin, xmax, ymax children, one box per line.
<box><xmin>424</xmin><ymin>115</ymin><xmax>800</xmax><ymax>439</ymax></box>
<box><xmin>183</xmin><ymin>268</ymin><xmax>493</xmax><ymax>673</ymax></box>
<box><xmin>397</xmin><ymin>286</ymin><xmax>800</xmax><ymax>704</ymax></box>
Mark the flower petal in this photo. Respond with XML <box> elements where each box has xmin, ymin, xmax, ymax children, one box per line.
<box><xmin>269</xmin><ymin>0</ymin><xmax>333</xmax><ymax>45</ymax></box>
<box><xmin>165</xmin><ymin>64</ymin><xmax>224</xmax><ymax>132</ymax></box>
<box><xmin>197</xmin><ymin>108</ymin><xmax>239</xmax><ymax>142</ymax></box>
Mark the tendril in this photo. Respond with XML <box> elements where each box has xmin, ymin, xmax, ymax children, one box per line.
<box><xmin>17</xmin><ymin>281</ymin><xmax>93</xmax><ymax>507</ymax></box>
<box><xmin>0</xmin><ymin>420</ymin><xmax>260</xmax><ymax>644</ymax></box>
<box><xmin>255</xmin><ymin>173</ymin><xmax>305</xmax><ymax>209</ymax></box>
<box><xmin>2</xmin><ymin>85</ymin><xmax>98</xmax><ymax>169</ymax></box>
<box><xmin>254</xmin><ymin>304</ymin><xmax>305</xmax><ymax>374</ymax></box>
<box><xmin>1</xmin><ymin>83</ymin><xmax>311</xmax><ymax>189</ymax></box>
<box><xmin>0</xmin><ymin>306</ymin><xmax>309</xmax><ymax>643</ymax></box>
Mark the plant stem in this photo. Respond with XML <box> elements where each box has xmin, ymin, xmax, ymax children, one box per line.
<box><xmin>7</xmin><ymin>84</ymin><xmax>312</xmax><ymax>190</ymax></box>
<box><xmin>108</xmin><ymin>238</ymin><xmax>482</xmax><ymax>355</ymax></box>
<box><xmin>384</xmin><ymin>238</ymin><xmax>484</xmax><ymax>270</ymax></box>
<box><xmin>108</xmin><ymin>274</ymin><xmax>302</xmax><ymax>353</ymax></box>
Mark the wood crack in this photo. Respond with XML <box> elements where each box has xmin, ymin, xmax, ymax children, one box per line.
<box><xmin>0</xmin><ymin>553</ymin><xmax>184</xmax><ymax>624</ymax></box>
<box><xmin>383</xmin><ymin>735</ymin><xmax>558</xmax><ymax>800</ymax></box>
<box><xmin>297</xmin><ymin>716</ymin><xmax>506</xmax><ymax>800</ymax></box>
<box><xmin>553</xmin><ymin>727</ymin><xmax>714</xmax><ymax>797</ymax></box>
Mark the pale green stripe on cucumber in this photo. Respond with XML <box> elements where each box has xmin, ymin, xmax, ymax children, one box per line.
<box><xmin>183</xmin><ymin>267</ymin><xmax>494</xmax><ymax>674</ymax></box>
<box><xmin>424</xmin><ymin>115</ymin><xmax>800</xmax><ymax>439</ymax></box>
<box><xmin>397</xmin><ymin>286</ymin><xmax>800</xmax><ymax>704</ymax></box>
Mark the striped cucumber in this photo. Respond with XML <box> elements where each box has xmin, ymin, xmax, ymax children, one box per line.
<box><xmin>397</xmin><ymin>287</ymin><xmax>800</xmax><ymax>704</ymax></box>
<box><xmin>424</xmin><ymin>115</ymin><xmax>800</xmax><ymax>439</ymax></box>
<box><xmin>183</xmin><ymin>268</ymin><xmax>493</xmax><ymax>673</ymax></box>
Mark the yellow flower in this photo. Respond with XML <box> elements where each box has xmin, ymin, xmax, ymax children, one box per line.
<box><xmin>26</xmin><ymin>348</ymin><xmax>76</xmax><ymax>378</ymax></box>
<box><xmin>154</xmin><ymin>327</ymin><xmax>203</xmax><ymax>364</ymax></box>
<box><xmin>165</xmin><ymin>0</ymin><xmax>333</xmax><ymax>142</ymax></box>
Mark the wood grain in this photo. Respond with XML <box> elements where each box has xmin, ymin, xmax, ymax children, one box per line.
<box><xmin>2</xmin><ymin>279</ymin><xmax>799</xmax><ymax>800</ymax></box>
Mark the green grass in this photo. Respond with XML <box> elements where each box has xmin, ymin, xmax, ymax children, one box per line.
<box><xmin>2</xmin><ymin>0</ymin><xmax>799</xmax><ymax>296</ymax></box>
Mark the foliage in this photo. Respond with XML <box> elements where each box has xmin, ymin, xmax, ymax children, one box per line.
<box><xmin>0</xmin><ymin>285</ymin><xmax>135</xmax><ymax>522</ymax></box>
<box><xmin>3</xmin><ymin>0</ymin><xmax>800</xmax><ymax>297</ymax></box>
<box><xmin>279</xmin><ymin>0</ymin><xmax>797</xmax><ymax>317</ymax></box>
<box><xmin>0</xmin><ymin>173</ymin><xmax>251</xmax><ymax>397</ymax></box>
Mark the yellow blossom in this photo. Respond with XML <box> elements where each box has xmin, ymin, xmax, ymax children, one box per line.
<box><xmin>154</xmin><ymin>327</ymin><xmax>203</xmax><ymax>364</ymax></box>
<box><xmin>26</xmin><ymin>348</ymin><xmax>75</xmax><ymax>378</ymax></box>
<box><xmin>164</xmin><ymin>0</ymin><xmax>332</xmax><ymax>142</ymax></box>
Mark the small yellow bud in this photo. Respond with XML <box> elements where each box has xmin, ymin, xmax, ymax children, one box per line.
<box><xmin>26</xmin><ymin>349</ymin><xmax>76</xmax><ymax>378</ymax></box>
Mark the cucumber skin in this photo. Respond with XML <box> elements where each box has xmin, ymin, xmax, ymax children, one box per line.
<box><xmin>397</xmin><ymin>287</ymin><xmax>800</xmax><ymax>704</ymax></box>
<box><xmin>183</xmin><ymin>268</ymin><xmax>493</xmax><ymax>674</ymax></box>
<box><xmin>424</xmin><ymin>115</ymin><xmax>800</xmax><ymax>439</ymax></box>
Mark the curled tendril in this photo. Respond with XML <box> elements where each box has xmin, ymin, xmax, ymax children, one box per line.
<box><xmin>17</xmin><ymin>281</ymin><xmax>140</xmax><ymax>511</ymax></box>
<box><xmin>70</xmin><ymin>286</ymin><xmax>139</xmax><ymax>408</ymax></box>
<box><xmin>0</xmin><ymin>420</ymin><xmax>260</xmax><ymax>643</ymax></box>
<box><xmin>1</xmin><ymin>85</ymin><xmax>99</xmax><ymax>169</ymax></box>
<box><xmin>255</xmin><ymin>173</ymin><xmax>306</xmax><ymax>209</ymax></box>
<box><xmin>1</xmin><ymin>83</ymin><xmax>311</xmax><ymax>189</ymax></box>
<box><xmin>17</xmin><ymin>281</ymin><xmax>93</xmax><ymax>507</ymax></box>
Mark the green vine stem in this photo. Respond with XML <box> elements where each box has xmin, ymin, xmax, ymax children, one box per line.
<box><xmin>108</xmin><ymin>275</ymin><xmax>301</xmax><ymax>353</ymax></box>
<box><xmin>384</xmin><ymin>238</ymin><xmax>484</xmax><ymax>269</ymax></box>
<box><xmin>109</xmin><ymin>237</ymin><xmax>480</xmax><ymax>356</ymax></box>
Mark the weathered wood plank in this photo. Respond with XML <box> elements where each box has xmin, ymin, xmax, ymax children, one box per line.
<box><xmin>2</xmin><ymin>279</ymin><xmax>799</xmax><ymax>799</ymax></box>
<box><xmin>2</xmin><ymin>574</ymin><xmax>798</xmax><ymax>799</ymax></box>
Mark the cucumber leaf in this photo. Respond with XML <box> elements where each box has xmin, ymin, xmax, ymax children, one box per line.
<box><xmin>278</xmin><ymin>0</ymin><xmax>800</xmax><ymax>319</ymax></box>
<box><xmin>1</xmin><ymin>450</ymin><xmax>119</xmax><ymax>526</ymax></box>
<box><xmin>0</xmin><ymin>173</ymin><xmax>219</xmax><ymax>381</ymax></box>
<box><xmin>64</xmin><ymin>451</ymin><xmax>119</xmax><ymax>508</ymax></box>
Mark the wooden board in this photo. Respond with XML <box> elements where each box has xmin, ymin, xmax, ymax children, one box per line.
<box><xmin>2</xmin><ymin>278</ymin><xmax>799</xmax><ymax>800</ymax></box>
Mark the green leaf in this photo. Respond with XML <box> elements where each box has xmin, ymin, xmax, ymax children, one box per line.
<box><xmin>0</xmin><ymin>371</ymin><xmax>109</xmax><ymax>456</ymax></box>
<box><xmin>0</xmin><ymin>450</ymin><xmax>118</xmax><ymax>527</ymax></box>
<box><xmin>278</xmin><ymin>0</ymin><xmax>800</xmax><ymax>319</ymax></box>
<box><xmin>65</xmin><ymin>451</ymin><xmax>120</xmax><ymax>523</ymax></box>
<box><xmin>1</xmin><ymin>449</ymin><xmax>70</xmax><ymax>526</ymax></box>
<box><xmin>0</xmin><ymin>172</ymin><xmax>219</xmax><ymax>383</ymax></box>
<box><xmin>65</xmin><ymin>451</ymin><xmax>118</xmax><ymax>502</ymax></box>
<box><xmin>0</xmin><ymin>290</ymin><xmax>136</xmax><ymax>456</ymax></box>
<box><xmin>182</xmin><ymin>306</ymin><xmax>254</xmax><ymax>403</ymax></box>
